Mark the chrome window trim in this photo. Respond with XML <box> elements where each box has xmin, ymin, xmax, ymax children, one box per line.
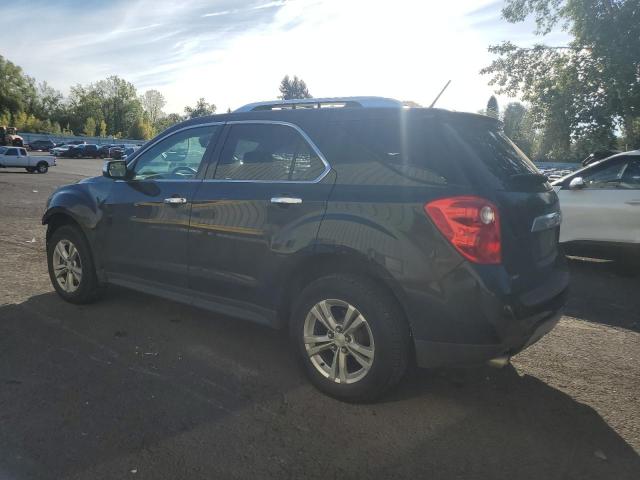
<box><xmin>204</xmin><ymin>120</ymin><xmax>331</xmax><ymax>184</ymax></box>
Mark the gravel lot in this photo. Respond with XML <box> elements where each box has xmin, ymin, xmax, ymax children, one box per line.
<box><xmin>1</xmin><ymin>157</ymin><xmax>639</xmax><ymax>479</ymax></box>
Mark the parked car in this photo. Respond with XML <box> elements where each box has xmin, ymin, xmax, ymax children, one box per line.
<box><xmin>62</xmin><ymin>144</ymin><xmax>100</xmax><ymax>158</ymax></box>
<box><xmin>50</xmin><ymin>144</ymin><xmax>73</xmax><ymax>156</ymax></box>
<box><xmin>120</xmin><ymin>146</ymin><xmax>140</xmax><ymax>160</ymax></box>
<box><xmin>0</xmin><ymin>146</ymin><xmax>56</xmax><ymax>173</ymax></box>
<box><xmin>98</xmin><ymin>144</ymin><xmax>116</xmax><ymax>158</ymax></box>
<box><xmin>110</xmin><ymin>144</ymin><xmax>136</xmax><ymax>159</ymax></box>
<box><xmin>28</xmin><ymin>139</ymin><xmax>55</xmax><ymax>151</ymax></box>
<box><xmin>43</xmin><ymin>97</ymin><xmax>568</xmax><ymax>401</ymax></box>
<box><xmin>553</xmin><ymin>149</ymin><xmax>640</xmax><ymax>261</ymax></box>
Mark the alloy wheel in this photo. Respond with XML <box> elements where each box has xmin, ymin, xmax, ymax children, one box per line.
<box><xmin>303</xmin><ymin>299</ymin><xmax>375</xmax><ymax>384</ymax></box>
<box><xmin>52</xmin><ymin>239</ymin><xmax>83</xmax><ymax>293</ymax></box>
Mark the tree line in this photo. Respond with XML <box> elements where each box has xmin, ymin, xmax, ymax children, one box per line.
<box><xmin>0</xmin><ymin>54</ymin><xmax>316</xmax><ymax>142</ymax></box>
<box><xmin>0</xmin><ymin>55</ymin><xmax>220</xmax><ymax>140</ymax></box>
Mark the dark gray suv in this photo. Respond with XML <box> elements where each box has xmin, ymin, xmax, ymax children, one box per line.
<box><xmin>44</xmin><ymin>97</ymin><xmax>568</xmax><ymax>401</ymax></box>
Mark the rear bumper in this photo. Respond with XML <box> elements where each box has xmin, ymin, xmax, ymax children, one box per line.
<box><xmin>414</xmin><ymin>307</ymin><xmax>562</xmax><ymax>368</ymax></box>
<box><xmin>406</xmin><ymin>255</ymin><xmax>569</xmax><ymax>368</ymax></box>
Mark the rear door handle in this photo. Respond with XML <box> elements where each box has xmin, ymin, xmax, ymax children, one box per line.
<box><xmin>271</xmin><ymin>197</ymin><xmax>302</xmax><ymax>205</ymax></box>
<box><xmin>625</xmin><ymin>200</ymin><xmax>640</xmax><ymax>206</ymax></box>
<box><xmin>164</xmin><ymin>197</ymin><xmax>187</xmax><ymax>205</ymax></box>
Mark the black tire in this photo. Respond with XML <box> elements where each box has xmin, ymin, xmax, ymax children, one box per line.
<box><xmin>26</xmin><ymin>167</ymin><xmax>35</xmax><ymax>173</ymax></box>
<box><xmin>47</xmin><ymin>225</ymin><xmax>101</xmax><ymax>304</ymax></box>
<box><xmin>290</xmin><ymin>274</ymin><xmax>410</xmax><ymax>402</ymax></box>
<box><xmin>36</xmin><ymin>161</ymin><xmax>48</xmax><ymax>174</ymax></box>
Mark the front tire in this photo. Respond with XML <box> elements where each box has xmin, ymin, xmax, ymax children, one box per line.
<box><xmin>47</xmin><ymin>225</ymin><xmax>100</xmax><ymax>304</ymax></box>
<box><xmin>290</xmin><ymin>275</ymin><xmax>410</xmax><ymax>402</ymax></box>
<box><xmin>36</xmin><ymin>161</ymin><xmax>48</xmax><ymax>173</ymax></box>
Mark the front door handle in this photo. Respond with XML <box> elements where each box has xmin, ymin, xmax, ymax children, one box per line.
<box><xmin>625</xmin><ymin>200</ymin><xmax>640</xmax><ymax>206</ymax></box>
<box><xmin>271</xmin><ymin>196</ymin><xmax>302</xmax><ymax>205</ymax></box>
<box><xmin>164</xmin><ymin>197</ymin><xmax>187</xmax><ymax>205</ymax></box>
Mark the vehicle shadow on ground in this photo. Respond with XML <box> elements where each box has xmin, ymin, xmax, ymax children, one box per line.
<box><xmin>564</xmin><ymin>257</ymin><xmax>640</xmax><ymax>332</ymax></box>
<box><xmin>0</xmin><ymin>290</ymin><xmax>638</xmax><ymax>479</ymax></box>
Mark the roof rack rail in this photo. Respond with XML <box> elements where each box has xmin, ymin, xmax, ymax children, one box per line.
<box><xmin>234</xmin><ymin>96</ymin><xmax>404</xmax><ymax>112</ymax></box>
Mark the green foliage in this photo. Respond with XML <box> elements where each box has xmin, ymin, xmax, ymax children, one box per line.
<box><xmin>140</xmin><ymin>89</ymin><xmax>166</xmax><ymax>126</ymax></box>
<box><xmin>278</xmin><ymin>75</ymin><xmax>312</xmax><ymax>100</ymax></box>
<box><xmin>154</xmin><ymin>113</ymin><xmax>184</xmax><ymax>133</ymax></box>
<box><xmin>128</xmin><ymin>117</ymin><xmax>154</xmax><ymax>140</ymax></box>
<box><xmin>502</xmin><ymin>102</ymin><xmax>536</xmax><ymax>156</ymax></box>
<box><xmin>98</xmin><ymin>119</ymin><xmax>107</xmax><ymax>137</ymax></box>
<box><xmin>184</xmin><ymin>98</ymin><xmax>216</xmax><ymax>119</ymax></box>
<box><xmin>83</xmin><ymin>117</ymin><xmax>97</xmax><ymax>136</ymax></box>
<box><xmin>482</xmin><ymin>0</ymin><xmax>640</xmax><ymax>160</ymax></box>
<box><xmin>486</xmin><ymin>95</ymin><xmax>499</xmax><ymax>119</ymax></box>
<box><xmin>0</xmin><ymin>55</ymin><xmax>37</xmax><ymax>116</ymax></box>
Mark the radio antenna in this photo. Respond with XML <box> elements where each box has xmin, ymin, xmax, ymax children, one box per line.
<box><xmin>428</xmin><ymin>80</ymin><xmax>451</xmax><ymax>108</ymax></box>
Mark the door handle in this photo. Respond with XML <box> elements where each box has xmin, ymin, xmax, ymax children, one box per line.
<box><xmin>271</xmin><ymin>196</ymin><xmax>302</xmax><ymax>205</ymax></box>
<box><xmin>164</xmin><ymin>197</ymin><xmax>187</xmax><ymax>205</ymax></box>
<box><xmin>625</xmin><ymin>200</ymin><xmax>640</xmax><ymax>206</ymax></box>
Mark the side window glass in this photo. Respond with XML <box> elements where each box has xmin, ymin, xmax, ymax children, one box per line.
<box><xmin>213</xmin><ymin>123</ymin><xmax>324</xmax><ymax>181</ymax></box>
<box><xmin>582</xmin><ymin>160</ymin><xmax>626</xmax><ymax>189</ymax></box>
<box><xmin>620</xmin><ymin>159</ymin><xmax>640</xmax><ymax>189</ymax></box>
<box><xmin>132</xmin><ymin>125</ymin><xmax>219</xmax><ymax>180</ymax></box>
<box><xmin>6</xmin><ymin>148</ymin><xmax>18</xmax><ymax>156</ymax></box>
<box><xmin>19</xmin><ymin>148</ymin><xmax>27</xmax><ymax>156</ymax></box>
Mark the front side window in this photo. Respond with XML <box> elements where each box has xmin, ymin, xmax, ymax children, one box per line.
<box><xmin>5</xmin><ymin>148</ymin><xmax>18</xmax><ymax>156</ymax></box>
<box><xmin>581</xmin><ymin>159</ymin><xmax>627</xmax><ymax>189</ymax></box>
<box><xmin>620</xmin><ymin>158</ymin><xmax>640</xmax><ymax>189</ymax></box>
<box><xmin>19</xmin><ymin>148</ymin><xmax>27</xmax><ymax>156</ymax></box>
<box><xmin>213</xmin><ymin>123</ymin><xmax>325</xmax><ymax>181</ymax></box>
<box><xmin>132</xmin><ymin>125</ymin><xmax>219</xmax><ymax>180</ymax></box>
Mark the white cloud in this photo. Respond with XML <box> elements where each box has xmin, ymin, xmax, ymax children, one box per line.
<box><xmin>0</xmin><ymin>0</ymin><xmax>571</xmax><ymax>114</ymax></box>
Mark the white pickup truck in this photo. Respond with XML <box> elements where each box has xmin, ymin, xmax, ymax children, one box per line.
<box><xmin>0</xmin><ymin>146</ymin><xmax>56</xmax><ymax>173</ymax></box>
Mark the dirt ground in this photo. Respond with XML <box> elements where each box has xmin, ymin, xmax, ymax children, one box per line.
<box><xmin>0</xmin><ymin>157</ymin><xmax>638</xmax><ymax>479</ymax></box>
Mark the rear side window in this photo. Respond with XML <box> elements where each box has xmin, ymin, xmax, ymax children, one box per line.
<box><xmin>321</xmin><ymin>117</ymin><xmax>469</xmax><ymax>186</ymax></box>
<box><xmin>213</xmin><ymin>123</ymin><xmax>325</xmax><ymax>181</ymax></box>
<box><xmin>5</xmin><ymin>148</ymin><xmax>18</xmax><ymax>156</ymax></box>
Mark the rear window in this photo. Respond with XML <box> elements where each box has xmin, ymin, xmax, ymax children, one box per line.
<box><xmin>440</xmin><ymin>119</ymin><xmax>542</xmax><ymax>190</ymax></box>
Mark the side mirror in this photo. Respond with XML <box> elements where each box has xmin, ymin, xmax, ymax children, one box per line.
<box><xmin>103</xmin><ymin>160</ymin><xmax>128</xmax><ymax>179</ymax></box>
<box><xmin>568</xmin><ymin>176</ymin><xmax>585</xmax><ymax>190</ymax></box>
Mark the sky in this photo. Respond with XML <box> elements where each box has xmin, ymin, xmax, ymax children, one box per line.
<box><xmin>1</xmin><ymin>0</ymin><xmax>570</xmax><ymax>115</ymax></box>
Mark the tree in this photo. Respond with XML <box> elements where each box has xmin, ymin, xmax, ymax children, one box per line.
<box><xmin>155</xmin><ymin>113</ymin><xmax>184</xmax><ymax>133</ymax></box>
<box><xmin>278</xmin><ymin>75</ymin><xmax>312</xmax><ymax>100</ymax></box>
<box><xmin>481</xmin><ymin>0</ymin><xmax>640</xmax><ymax>159</ymax></box>
<box><xmin>486</xmin><ymin>95</ymin><xmax>499</xmax><ymax>119</ymax></box>
<box><xmin>0</xmin><ymin>55</ymin><xmax>37</xmax><ymax>116</ymax></box>
<box><xmin>83</xmin><ymin>117</ymin><xmax>97</xmax><ymax>136</ymax></box>
<box><xmin>184</xmin><ymin>98</ymin><xmax>216</xmax><ymax>119</ymax></box>
<box><xmin>502</xmin><ymin>102</ymin><xmax>537</xmax><ymax>157</ymax></box>
<box><xmin>98</xmin><ymin>119</ymin><xmax>107</xmax><ymax>137</ymax></box>
<box><xmin>140</xmin><ymin>89</ymin><xmax>166</xmax><ymax>126</ymax></box>
<box><xmin>128</xmin><ymin>116</ymin><xmax>154</xmax><ymax>140</ymax></box>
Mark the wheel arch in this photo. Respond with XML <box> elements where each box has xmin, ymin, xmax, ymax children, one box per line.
<box><xmin>276</xmin><ymin>250</ymin><xmax>413</xmax><ymax>334</ymax></box>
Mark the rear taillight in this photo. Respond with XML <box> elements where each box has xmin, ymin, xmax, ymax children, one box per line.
<box><xmin>424</xmin><ymin>196</ymin><xmax>501</xmax><ymax>264</ymax></box>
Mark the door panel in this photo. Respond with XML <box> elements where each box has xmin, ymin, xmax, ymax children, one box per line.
<box><xmin>188</xmin><ymin>122</ymin><xmax>334</xmax><ymax>311</ymax></box>
<box><xmin>103</xmin><ymin>124</ymin><xmax>222</xmax><ymax>288</ymax></box>
<box><xmin>559</xmin><ymin>157</ymin><xmax>640</xmax><ymax>244</ymax></box>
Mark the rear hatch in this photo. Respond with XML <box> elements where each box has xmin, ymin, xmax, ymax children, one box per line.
<box><xmin>417</xmin><ymin>110</ymin><xmax>564</xmax><ymax>295</ymax></box>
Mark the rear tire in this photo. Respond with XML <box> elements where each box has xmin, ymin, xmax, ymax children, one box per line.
<box><xmin>26</xmin><ymin>167</ymin><xmax>35</xmax><ymax>173</ymax></box>
<box><xmin>290</xmin><ymin>274</ymin><xmax>410</xmax><ymax>402</ymax></box>
<box><xmin>47</xmin><ymin>225</ymin><xmax>101</xmax><ymax>304</ymax></box>
<box><xmin>36</xmin><ymin>161</ymin><xmax>48</xmax><ymax>173</ymax></box>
